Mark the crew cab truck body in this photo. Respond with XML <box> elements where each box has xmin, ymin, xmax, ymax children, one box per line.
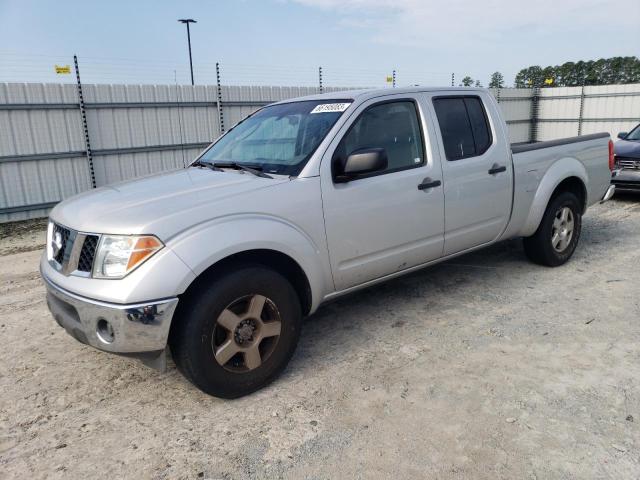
<box><xmin>42</xmin><ymin>87</ymin><xmax>615</xmax><ymax>398</ymax></box>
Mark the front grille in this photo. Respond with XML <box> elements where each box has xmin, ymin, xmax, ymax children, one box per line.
<box><xmin>53</xmin><ymin>224</ymin><xmax>71</xmax><ymax>264</ymax></box>
<box><xmin>77</xmin><ymin>235</ymin><xmax>99</xmax><ymax>272</ymax></box>
<box><xmin>50</xmin><ymin>223</ymin><xmax>99</xmax><ymax>276</ymax></box>
<box><xmin>616</xmin><ymin>156</ymin><xmax>640</xmax><ymax>170</ymax></box>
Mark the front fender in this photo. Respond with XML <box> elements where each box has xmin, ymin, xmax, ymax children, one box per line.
<box><xmin>520</xmin><ymin>157</ymin><xmax>588</xmax><ymax>237</ymax></box>
<box><xmin>167</xmin><ymin>214</ymin><xmax>332</xmax><ymax>313</ymax></box>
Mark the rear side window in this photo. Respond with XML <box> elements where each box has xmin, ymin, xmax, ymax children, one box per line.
<box><xmin>433</xmin><ymin>96</ymin><xmax>493</xmax><ymax>161</ymax></box>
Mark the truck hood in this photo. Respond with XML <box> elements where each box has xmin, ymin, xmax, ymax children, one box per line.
<box><xmin>50</xmin><ymin>168</ymin><xmax>290</xmax><ymax>238</ymax></box>
<box><xmin>614</xmin><ymin>139</ymin><xmax>640</xmax><ymax>158</ymax></box>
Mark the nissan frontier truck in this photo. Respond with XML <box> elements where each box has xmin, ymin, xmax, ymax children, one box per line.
<box><xmin>42</xmin><ymin>87</ymin><xmax>616</xmax><ymax>398</ymax></box>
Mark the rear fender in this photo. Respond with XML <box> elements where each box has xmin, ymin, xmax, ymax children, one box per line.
<box><xmin>520</xmin><ymin>157</ymin><xmax>588</xmax><ymax>237</ymax></box>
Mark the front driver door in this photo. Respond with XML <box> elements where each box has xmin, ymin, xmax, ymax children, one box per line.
<box><xmin>320</xmin><ymin>96</ymin><xmax>445</xmax><ymax>291</ymax></box>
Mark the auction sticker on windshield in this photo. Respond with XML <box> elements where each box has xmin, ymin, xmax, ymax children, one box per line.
<box><xmin>310</xmin><ymin>103</ymin><xmax>351</xmax><ymax>114</ymax></box>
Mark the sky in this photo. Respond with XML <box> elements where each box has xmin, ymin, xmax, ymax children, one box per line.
<box><xmin>0</xmin><ymin>0</ymin><xmax>638</xmax><ymax>88</ymax></box>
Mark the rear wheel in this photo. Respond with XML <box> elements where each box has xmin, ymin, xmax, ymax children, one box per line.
<box><xmin>170</xmin><ymin>265</ymin><xmax>302</xmax><ymax>398</ymax></box>
<box><xmin>523</xmin><ymin>191</ymin><xmax>582</xmax><ymax>267</ymax></box>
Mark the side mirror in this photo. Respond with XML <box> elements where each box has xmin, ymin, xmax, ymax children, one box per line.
<box><xmin>335</xmin><ymin>148</ymin><xmax>388</xmax><ymax>182</ymax></box>
<box><xmin>617</xmin><ymin>132</ymin><xmax>628</xmax><ymax>140</ymax></box>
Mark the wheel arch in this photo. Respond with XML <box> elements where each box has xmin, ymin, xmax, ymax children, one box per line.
<box><xmin>521</xmin><ymin>158</ymin><xmax>588</xmax><ymax>237</ymax></box>
<box><xmin>167</xmin><ymin>213</ymin><xmax>333</xmax><ymax>314</ymax></box>
<box><xmin>552</xmin><ymin>176</ymin><xmax>587</xmax><ymax>213</ymax></box>
<box><xmin>181</xmin><ymin>248</ymin><xmax>313</xmax><ymax>316</ymax></box>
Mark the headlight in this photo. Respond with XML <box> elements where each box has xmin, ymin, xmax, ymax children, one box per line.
<box><xmin>93</xmin><ymin>235</ymin><xmax>163</xmax><ymax>279</ymax></box>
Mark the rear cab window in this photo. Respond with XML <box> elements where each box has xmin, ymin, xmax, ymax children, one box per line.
<box><xmin>433</xmin><ymin>96</ymin><xmax>493</xmax><ymax>161</ymax></box>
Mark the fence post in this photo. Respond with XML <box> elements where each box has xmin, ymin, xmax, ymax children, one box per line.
<box><xmin>318</xmin><ymin>66</ymin><xmax>323</xmax><ymax>94</ymax></box>
<box><xmin>73</xmin><ymin>55</ymin><xmax>96</xmax><ymax>188</ymax></box>
<box><xmin>216</xmin><ymin>62</ymin><xmax>225</xmax><ymax>135</ymax></box>
<box><xmin>530</xmin><ymin>86</ymin><xmax>540</xmax><ymax>143</ymax></box>
<box><xmin>174</xmin><ymin>71</ymin><xmax>187</xmax><ymax>168</ymax></box>
<box><xmin>577</xmin><ymin>79</ymin><xmax>586</xmax><ymax>136</ymax></box>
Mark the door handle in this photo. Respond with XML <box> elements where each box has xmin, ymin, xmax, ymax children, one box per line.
<box><xmin>418</xmin><ymin>178</ymin><xmax>441</xmax><ymax>190</ymax></box>
<box><xmin>488</xmin><ymin>164</ymin><xmax>507</xmax><ymax>175</ymax></box>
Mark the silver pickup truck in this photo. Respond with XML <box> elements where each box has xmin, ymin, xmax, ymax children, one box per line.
<box><xmin>42</xmin><ymin>87</ymin><xmax>615</xmax><ymax>398</ymax></box>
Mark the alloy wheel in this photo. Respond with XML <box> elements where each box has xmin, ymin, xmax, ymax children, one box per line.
<box><xmin>551</xmin><ymin>206</ymin><xmax>574</xmax><ymax>252</ymax></box>
<box><xmin>212</xmin><ymin>294</ymin><xmax>282</xmax><ymax>372</ymax></box>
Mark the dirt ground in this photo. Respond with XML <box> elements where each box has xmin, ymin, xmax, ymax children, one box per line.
<box><xmin>1</xmin><ymin>196</ymin><xmax>639</xmax><ymax>479</ymax></box>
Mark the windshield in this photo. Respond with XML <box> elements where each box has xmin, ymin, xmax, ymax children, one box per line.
<box><xmin>625</xmin><ymin>124</ymin><xmax>640</xmax><ymax>141</ymax></box>
<box><xmin>197</xmin><ymin>100</ymin><xmax>352</xmax><ymax>175</ymax></box>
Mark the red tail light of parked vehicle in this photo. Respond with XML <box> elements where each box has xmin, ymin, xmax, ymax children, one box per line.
<box><xmin>609</xmin><ymin>139</ymin><xmax>615</xmax><ymax>171</ymax></box>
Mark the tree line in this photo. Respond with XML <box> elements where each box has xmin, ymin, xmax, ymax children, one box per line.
<box><xmin>458</xmin><ymin>56</ymin><xmax>640</xmax><ymax>89</ymax></box>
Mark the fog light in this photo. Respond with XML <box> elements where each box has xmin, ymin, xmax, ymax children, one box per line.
<box><xmin>96</xmin><ymin>319</ymin><xmax>115</xmax><ymax>344</ymax></box>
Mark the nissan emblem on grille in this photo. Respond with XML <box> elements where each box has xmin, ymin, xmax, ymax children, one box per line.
<box><xmin>52</xmin><ymin>231</ymin><xmax>63</xmax><ymax>258</ymax></box>
<box><xmin>52</xmin><ymin>224</ymin><xmax>71</xmax><ymax>265</ymax></box>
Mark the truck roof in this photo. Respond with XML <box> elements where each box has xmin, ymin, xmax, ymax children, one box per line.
<box><xmin>273</xmin><ymin>86</ymin><xmax>487</xmax><ymax>105</ymax></box>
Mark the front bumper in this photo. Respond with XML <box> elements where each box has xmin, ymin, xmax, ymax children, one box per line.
<box><xmin>611</xmin><ymin>169</ymin><xmax>640</xmax><ymax>192</ymax></box>
<box><xmin>43</xmin><ymin>273</ymin><xmax>179</xmax><ymax>356</ymax></box>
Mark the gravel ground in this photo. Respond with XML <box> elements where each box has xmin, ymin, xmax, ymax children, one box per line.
<box><xmin>1</xmin><ymin>196</ymin><xmax>639</xmax><ymax>479</ymax></box>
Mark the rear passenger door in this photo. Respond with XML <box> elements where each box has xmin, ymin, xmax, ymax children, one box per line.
<box><xmin>431</xmin><ymin>94</ymin><xmax>513</xmax><ymax>255</ymax></box>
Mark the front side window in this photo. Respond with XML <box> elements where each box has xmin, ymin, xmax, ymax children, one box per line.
<box><xmin>433</xmin><ymin>96</ymin><xmax>493</xmax><ymax>161</ymax></box>
<box><xmin>333</xmin><ymin>100</ymin><xmax>424</xmax><ymax>176</ymax></box>
<box><xmin>199</xmin><ymin>100</ymin><xmax>351</xmax><ymax>175</ymax></box>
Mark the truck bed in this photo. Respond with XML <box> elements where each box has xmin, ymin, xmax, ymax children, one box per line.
<box><xmin>502</xmin><ymin>131</ymin><xmax>612</xmax><ymax>240</ymax></box>
<box><xmin>511</xmin><ymin>132</ymin><xmax>609</xmax><ymax>153</ymax></box>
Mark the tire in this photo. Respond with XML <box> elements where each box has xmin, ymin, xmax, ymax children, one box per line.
<box><xmin>169</xmin><ymin>265</ymin><xmax>302</xmax><ymax>398</ymax></box>
<box><xmin>523</xmin><ymin>191</ymin><xmax>582</xmax><ymax>267</ymax></box>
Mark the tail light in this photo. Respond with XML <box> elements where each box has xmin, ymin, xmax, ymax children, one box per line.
<box><xmin>608</xmin><ymin>139</ymin><xmax>615</xmax><ymax>171</ymax></box>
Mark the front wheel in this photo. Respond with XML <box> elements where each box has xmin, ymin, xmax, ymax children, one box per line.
<box><xmin>169</xmin><ymin>265</ymin><xmax>302</xmax><ymax>398</ymax></box>
<box><xmin>523</xmin><ymin>191</ymin><xmax>582</xmax><ymax>267</ymax></box>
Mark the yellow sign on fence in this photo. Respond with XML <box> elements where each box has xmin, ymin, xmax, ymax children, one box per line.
<box><xmin>386</xmin><ymin>75</ymin><xmax>393</xmax><ymax>83</ymax></box>
<box><xmin>55</xmin><ymin>65</ymin><xmax>71</xmax><ymax>74</ymax></box>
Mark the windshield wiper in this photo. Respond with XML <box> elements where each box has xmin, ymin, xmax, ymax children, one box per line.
<box><xmin>213</xmin><ymin>161</ymin><xmax>273</xmax><ymax>179</ymax></box>
<box><xmin>191</xmin><ymin>160</ymin><xmax>223</xmax><ymax>172</ymax></box>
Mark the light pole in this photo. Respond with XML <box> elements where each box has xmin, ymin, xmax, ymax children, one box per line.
<box><xmin>178</xmin><ymin>18</ymin><xmax>196</xmax><ymax>85</ymax></box>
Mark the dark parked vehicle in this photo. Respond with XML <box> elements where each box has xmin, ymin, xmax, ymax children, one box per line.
<box><xmin>612</xmin><ymin>124</ymin><xmax>640</xmax><ymax>192</ymax></box>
